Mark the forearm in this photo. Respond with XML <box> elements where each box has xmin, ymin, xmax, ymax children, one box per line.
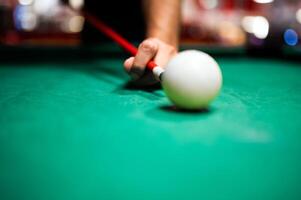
<box><xmin>143</xmin><ymin>0</ymin><xmax>181</xmax><ymax>48</ymax></box>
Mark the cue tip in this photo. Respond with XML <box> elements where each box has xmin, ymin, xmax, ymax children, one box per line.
<box><xmin>153</xmin><ymin>66</ymin><xmax>164</xmax><ymax>81</ymax></box>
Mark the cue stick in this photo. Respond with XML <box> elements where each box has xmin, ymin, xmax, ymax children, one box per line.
<box><xmin>83</xmin><ymin>11</ymin><xmax>158</xmax><ymax>71</ymax></box>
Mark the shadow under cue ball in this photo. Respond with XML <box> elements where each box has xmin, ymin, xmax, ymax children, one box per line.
<box><xmin>161</xmin><ymin>50</ymin><xmax>223</xmax><ymax>110</ymax></box>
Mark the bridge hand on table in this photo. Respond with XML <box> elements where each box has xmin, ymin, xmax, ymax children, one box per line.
<box><xmin>123</xmin><ymin>38</ymin><xmax>177</xmax><ymax>86</ymax></box>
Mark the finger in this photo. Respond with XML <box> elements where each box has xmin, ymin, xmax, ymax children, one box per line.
<box><xmin>154</xmin><ymin>46</ymin><xmax>176</xmax><ymax>67</ymax></box>
<box><xmin>123</xmin><ymin>57</ymin><xmax>135</xmax><ymax>72</ymax></box>
<box><xmin>130</xmin><ymin>39</ymin><xmax>158</xmax><ymax>79</ymax></box>
<box><xmin>124</xmin><ymin>56</ymin><xmax>157</xmax><ymax>86</ymax></box>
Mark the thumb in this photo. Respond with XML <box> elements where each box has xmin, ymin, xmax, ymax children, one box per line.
<box><xmin>123</xmin><ymin>57</ymin><xmax>135</xmax><ymax>72</ymax></box>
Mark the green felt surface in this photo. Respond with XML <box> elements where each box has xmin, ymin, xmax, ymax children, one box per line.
<box><xmin>0</xmin><ymin>49</ymin><xmax>301</xmax><ymax>200</ymax></box>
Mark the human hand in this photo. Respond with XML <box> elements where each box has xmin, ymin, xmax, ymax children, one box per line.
<box><xmin>123</xmin><ymin>38</ymin><xmax>177</xmax><ymax>86</ymax></box>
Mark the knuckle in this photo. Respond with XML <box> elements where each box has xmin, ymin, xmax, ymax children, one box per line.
<box><xmin>140</xmin><ymin>40</ymin><xmax>157</xmax><ymax>52</ymax></box>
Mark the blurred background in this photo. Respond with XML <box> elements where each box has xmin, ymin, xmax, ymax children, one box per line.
<box><xmin>0</xmin><ymin>0</ymin><xmax>301</xmax><ymax>56</ymax></box>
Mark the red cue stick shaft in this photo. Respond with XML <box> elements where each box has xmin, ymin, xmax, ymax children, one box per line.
<box><xmin>83</xmin><ymin>12</ymin><xmax>157</xmax><ymax>70</ymax></box>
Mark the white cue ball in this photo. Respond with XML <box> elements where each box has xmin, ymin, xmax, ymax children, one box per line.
<box><xmin>162</xmin><ymin>50</ymin><xmax>222</xmax><ymax>109</ymax></box>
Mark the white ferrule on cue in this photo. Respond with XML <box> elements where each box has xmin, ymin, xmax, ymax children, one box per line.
<box><xmin>152</xmin><ymin>66</ymin><xmax>165</xmax><ymax>81</ymax></box>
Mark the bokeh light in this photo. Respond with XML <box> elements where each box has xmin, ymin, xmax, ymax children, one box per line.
<box><xmin>33</xmin><ymin>0</ymin><xmax>59</xmax><ymax>16</ymax></box>
<box><xmin>296</xmin><ymin>9</ymin><xmax>301</xmax><ymax>24</ymax></box>
<box><xmin>18</xmin><ymin>0</ymin><xmax>34</xmax><ymax>6</ymax></box>
<box><xmin>69</xmin><ymin>0</ymin><xmax>84</xmax><ymax>10</ymax></box>
<box><xmin>68</xmin><ymin>16</ymin><xmax>84</xmax><ymax>33</ymax></box>
<box><xmin>242</xmin><ymin>16</ymin><xmax>269</xmax><ymax>39</ymax></box>
<box><xmin>253</xmin><ymin>0</ymin><xmax>274</xmax><ymax>4</ymax></box>
<box><xmin>284</xmin><ymin>29</ymin><xmax>298</xmax><ymax>46</ymax></box>
<box><xmin>14</xmin><ymin>5</ymin><xmax>38</xmax><ymax>31</ymax></box>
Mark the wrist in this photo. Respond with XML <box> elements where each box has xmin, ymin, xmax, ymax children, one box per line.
<box><xmin>147</xmin><ymin>29</ymin><xmax>179</xmax><ymax>50</ymax></box>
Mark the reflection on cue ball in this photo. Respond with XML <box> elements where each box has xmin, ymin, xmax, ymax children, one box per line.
<box><xmin>162</xmin><ymin>50</ymin><xmax>223</xmax><ymax>110</ymax></box>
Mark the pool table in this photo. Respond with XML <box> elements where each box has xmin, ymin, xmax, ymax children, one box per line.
<box><xmin>0</xmin><ymin>45</ymin><xmax>301</xmax><ymax>200</ymax></box>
